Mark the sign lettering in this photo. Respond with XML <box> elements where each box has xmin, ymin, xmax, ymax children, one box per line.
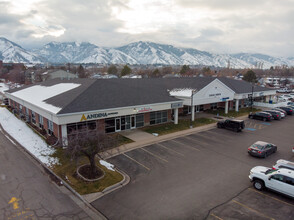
<box><xmin>80</xmin><ymin>112</ymin><xmax>118</xmax><ymax>121</ymax></box>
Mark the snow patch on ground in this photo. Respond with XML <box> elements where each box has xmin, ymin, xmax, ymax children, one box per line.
<box><xmin>0</xmin><ymin>108</ymin><xmax>58</xmax><ymax>166</ymax></box>
<box><xmin>100</xmin><ymin>160</ymin><xmax>115</xmax><ymax>171</ymax></box>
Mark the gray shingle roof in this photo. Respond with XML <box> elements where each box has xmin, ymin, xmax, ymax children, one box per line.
<box><xmin>8</xmin><ymin>77</ymin><xmax>275</xmax><ymax>115</ymax></box>
<box><xmin>218</xmin><ymin>77</ymin><xmax>274</xmax><ymax>93</ymax></box>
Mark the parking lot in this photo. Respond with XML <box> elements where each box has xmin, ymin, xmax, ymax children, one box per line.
<box><xmin>92</xmin><ymin>116</ymin><xmax>294</xmax><ymax>220</ymax></box>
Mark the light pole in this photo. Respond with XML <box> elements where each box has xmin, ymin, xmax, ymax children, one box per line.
<box><xmin>190</xmin><ymin>89</ymin><xmax>197</xmax><ymax>129</ymax></box>
<box><xmin>251</xmin><ymin>83</ymin><xmax>254</xmax><ymax>112</ymax></box>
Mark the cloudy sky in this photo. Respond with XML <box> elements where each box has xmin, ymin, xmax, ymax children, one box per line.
<box><xmin>1</xmin><ymin>0</ymin><xmax>294</xmax><ymax>57</ymax></box>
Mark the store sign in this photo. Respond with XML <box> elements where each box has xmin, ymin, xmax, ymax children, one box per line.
<box><xmin>209</xmin><ymin>93</ymin><xmax>221</xmax><ymax>97</ymax></box>
<box><xmin>220</xmin><ymin>97</ymin><xmax>229</xmax><ymax>101</ymax></box>
<box><xmin>80</xmin><ymin>112</ymin><xmax>118</xmax><ymax>121</ymax></box>
<box><xmin>137</xmin><ymin>106</ymin><xmax>152</xmax><ymax>113</ymax></box>
<box><xmin>171</xmin><ymin>102</ymin><xmax>183</xmax><ymax>109</ymax></box>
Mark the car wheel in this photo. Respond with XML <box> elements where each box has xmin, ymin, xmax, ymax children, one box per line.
<box><xmin>217</xmin><ymin>124</ymin><xmax>221</xmax><ymax>128</ymax></box>
<box><xmin>249</xmin><ymin>115</ymin><xmax>253</xmax><ymax>119</ymax></box>
<box><xmin>263</xmin><ymin>118</ymin><xmax>266</xmax><ymax>121</ymax></box>
<box><xmin>264</xmin><ymin>152</ymin><xmax>267</xmax><ymax>158</ymax></box>
<box><xmin>253</xmin><ymin>179</ymin><xmax>265</xmax><ymax>191</ymax></box>
<box><xmin>273</xmin><ymin>147</ymin><xmax>277</xmax><ymax>153</ymax></box>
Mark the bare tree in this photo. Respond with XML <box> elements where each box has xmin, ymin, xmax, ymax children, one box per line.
<box><xmin>66</xmin><ymin>128</ymin><xmax>118</xmax><ymax>178</ymax></box>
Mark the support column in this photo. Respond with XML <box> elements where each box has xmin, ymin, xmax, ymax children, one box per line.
<box><xmin>191</xmin><ymin>105</ymin><xmax>195</xmax><ymax>121</ymax></box>
<box><xmin>235</xmin><ymin>99</ymin><xmax>239</xmax><ymax>112</ymax></box>
<box><xmin>174</xmin><ymin>108</ymin><xmax>178</xmax><ymax>125</ymax></box>
<box><xmin>225</xmin><ymin>100</ymin><xmax>229</xmax><ymax>114</ymax></box>
<box><xmin>61</xmin><ymin>124</ymin><xmax>68</xmax><ymax>146</ymax></box>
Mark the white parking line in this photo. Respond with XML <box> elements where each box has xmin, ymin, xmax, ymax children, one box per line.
<box><xmin>232</xmin><ymin>200</ymin><xmax>275</xmax><ymax>220</ymax></box>
<box><xmin>210</xmin><ymin>213</ymin><xmax>223</xmax><ymax>220</ymax></box>
<box><xmin>184</xmin><ymin>136</ymin><xmax>208</xmax><ymax>146</ymax></box>
<box><xmin>248</xmin><ymin>188</ymin><xmax>294</xmax><ymax>207</ymax></box>
<box><xmin>156</xmin><ymin>143</ymin><xmax>185</xmax><ymax>156</ymax></box>
<box><xmin>171</xmin><ymin>139</ymin><xmax>200</xmax><ymax>151</ymax></box>
<box><xmin>141</xmin><ymin>148</ymin><xmax>168</xmax><ymax>163</ymax></box>
<box><xmin>122</xmin><ymin>153</ymin><xmax>151</xmax><ymax>171</ymax></box>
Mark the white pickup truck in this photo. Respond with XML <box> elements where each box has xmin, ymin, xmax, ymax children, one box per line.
<box><xmin>249</xmin><ymin>166</ymin><xmax>294</xmax><ymax>198</ymax></box>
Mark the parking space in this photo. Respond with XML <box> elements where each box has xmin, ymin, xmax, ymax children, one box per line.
<box><xmin>207</xmin><ymin>187</ymin><xmax>294</xmax><ymax>220</ymax></box>
<box><xmin>92</xmin><ymin>116</ymin><xmax>294</xmax><ymax>220</ymax></box>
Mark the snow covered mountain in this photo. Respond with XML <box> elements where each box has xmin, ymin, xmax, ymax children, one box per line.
<box><xmin>0</xmin><ymin>37</ymin><xmax>43</xmax><ymax>63</ymax></box>
<box><xmin>35</xmin><ymin>41</ymin><xmax>137</xmax><ymax>64</ymax></box>
<box><xmin>1</xmin><ymin>37</ymin><xmax>294</xmax><ymax>68</ymax></box>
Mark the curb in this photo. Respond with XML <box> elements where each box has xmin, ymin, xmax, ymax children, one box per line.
<box><xmin>0</xmin><ymin>123</ymin><xmax>107</xmax><ymax>220</ymax></box>
<box><xmin>101</xmin><ymin>122</ymin><xmax>218</xmax><ymax>159</ymax></box>
<box><xmin>83</xmin><ymin>167</ymin><xmax>130</xmax><ymax>203</ymax></box>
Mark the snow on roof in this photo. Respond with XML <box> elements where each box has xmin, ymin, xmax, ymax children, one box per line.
<box><xmin>0</xmin><ymin>108</ymin><xmax>58</xmax><ymax>166</ymax></box>
<box><xmin>0</xmin><ymin>82</ymin><xmax>9</xmax><ymax>93</ymax></box>
<box><xmin>10</xmin><ymin>83</ymin><xmax>81</xmax><ymax>114</ymax></box>
<box><xmin>169</xmin><ymin>88</ymin><xmax>196</xmax><ymax>97</ymax></box>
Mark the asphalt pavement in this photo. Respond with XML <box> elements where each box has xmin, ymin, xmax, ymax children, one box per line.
<box><xmin>0</xmin><ymin>127</ymin><xmax>92</xmax><ymax>220</ymax></box>
<box><xmin>92</xmin><ymin>115</ymin><xmax>294</xmax><ymax>220</ymax></box>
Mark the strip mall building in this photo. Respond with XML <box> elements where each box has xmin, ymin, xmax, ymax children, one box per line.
<box><xmin>5</xmin><ymin>77</ymin><xmax>275</xmax><ymax>144</ymax></box>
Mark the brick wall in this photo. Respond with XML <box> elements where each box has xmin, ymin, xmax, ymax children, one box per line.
<box><xmin>43</xmin><ymin>118</ymin><xmax>48</xmax><ymax>131</ymax></box>
<box><xmin>167</xmin><ymin>110</ymin><xmax>172</xmax><ymax>121</ymax></box>
<box><xmin>35</xmin><ymin>112</ymin><xmax>39</xmax><ymax>125</ymax></box>
<box><xmin>203</xmin><ymin>104</ymin><xmax>211</xmax><ymax>110</ymax></box>
<box><xmin>144</xmin><ymin>112</ymin><xmax>150</xmax><ymax>125</ymax></box>
<box><xmin>97</xmin><ymin>119</ymin><xmax>105</xmax><ymax>133</ymax></box>
<box><xmin>53</xmin><ymin>123</ymin><xmax>59</xmax><ymax>137</ymax></box>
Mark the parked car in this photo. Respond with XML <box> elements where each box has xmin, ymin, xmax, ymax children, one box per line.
<box><xmin>271</xmin><ymin>108</ymin><xmax>287</xmax><ymax>116</ymax></box>
<box><xmin>248</xmin><ymin>112</ymin><xmax>273</xmax><ymax>121</ymax></box>
<box><xmin>249</xmin><ymin>166</ymin><xmax>294</xmax><ymax>198</ymax></box>
<box><xmin>217</xmin><ymin>119</ymin><xmax>245</xmax><ymax>132</ymax></box>
<box><xmin>248</xmin><ymin>141</ymin><xmax>277</xmax><ymax>158</ymax></box>
<box><xmin>277</xmin><ymin>88</ymin><xmax>291</xmax><ymax>93</ymax></box>
<box><xmin>269</xmin><ymin>109</ymin><xmax>285</xmax><ymax>118</ymax></box>
<box><xmin>263</xmin><ymin>110</ymin><xmax>282</xmax><ymax>120</ymax></box>
<box><xmin>273</xmin><ymin>159</ymin><xmax>294</xmax><ymax>171</ymax></box>
<box><xmin>278</xmin><ymin>106</ymin><xmax>293</xmax><ymax>115</ymax></box>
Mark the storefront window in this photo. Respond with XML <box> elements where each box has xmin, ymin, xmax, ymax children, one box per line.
<box><xmin>67</xmin><ymin>121</ymin><xmax>97</xmax><ymax>134</ymax></box>
<box><xmin>39</xmin><ymin>115</ymin><xmax>44</xmax><ymax>129</ymax></box>
<box><xmin>31</xmin><ymin>111</ymin><xmax>36</xmax><ymax>124</ymax></box>
<box><xmin>136</xmin><ymin>114</ymin><xmax>144</xmax><ymax>128</ymax></box>
<box><xmin>150</xmin><ymin>110</ymin><xmax>168</xmax><ymax>125</ymax></box>
<box><xmin>105</xmin><ymin>118</ymin><xmax>115</xmax><ymax>133</ymax></box>
<box><xmin>48</xmin><ymin>120</ymin><xmax>54</xmax><ymax>135</ymax></box>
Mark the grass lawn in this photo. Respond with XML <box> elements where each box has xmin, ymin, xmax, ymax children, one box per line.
<box><xmin>51</xmin><ymin>148</ymin><xmax>123</xmax><ymax>195</ymax></box>
<box><xmin>205</xmin><ymin>107</ymin><xmax>260</xmax><ymax>118</ymax></box>
<box><xmin>141</xmin><ymin>118</ymin><xmax>216</xmax><ymax>136</ymax></box>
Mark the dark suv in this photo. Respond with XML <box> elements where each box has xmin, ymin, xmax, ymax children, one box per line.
<box><xmin>217</xmin><ymin>119</ymin><xmax>245</xmax><ymax>132</ymax></box>
<box><xmin>248</xmin><ymin>112</ymin><xmax>273</xmax><ymax>121</ymax></box>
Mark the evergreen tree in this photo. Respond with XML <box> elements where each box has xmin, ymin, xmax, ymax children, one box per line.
<box><xmin>180</xmin><ymin>65</ymin><xmax>190</xmax><ymax>75</ymax></box>
<box><xmin>77</xmin><ymin>64</ymin><xmax>86</xmax><ymax>78</ymax></box>
<box><xmin>243</xmin><ymin>70</ymin><xmax>257</xmax><ymax>83</ymax></box>
<box><xmin>107</xmin><ymin>65</ymin><xmax>118</xmax><ymax>76</ymax></box>
<box><xmin>121</xmin><ymin>65</ymin><xmax>132</xmax><ymax>76</ymax></box>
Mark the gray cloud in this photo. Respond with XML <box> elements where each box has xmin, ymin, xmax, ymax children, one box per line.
<box><xmin>0</xmin><ymin>0</ymin><xmax>293</xmax><ymax>57</ymax></box>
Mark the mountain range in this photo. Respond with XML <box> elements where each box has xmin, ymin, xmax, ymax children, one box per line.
<box><xmin>0</xmin><ymin>37</ymin><xmax>293</xmax><ymax>69</ymax></box>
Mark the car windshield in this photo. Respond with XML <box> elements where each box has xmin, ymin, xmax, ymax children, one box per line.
<box><xmin>251</xmin><ymin>144</ymin><xmax>264</xmax><ymax>150</ymax></box>
<box><xmin>265</xmin><ymin>169</ymin><xmax>276</xmax><ymax>175</ymax></box>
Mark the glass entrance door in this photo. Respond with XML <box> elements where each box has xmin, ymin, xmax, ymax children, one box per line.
<box><xmin>115</xmin><ymin>118</ymin><xmax>121</xmax><ymax>132</ymax></box>
<box><xmin>131</xmin><ymin>115</ymin><xmax>136</xmax><ymax>129</ymax></box>
<box><xmin>196</xmin><ymin>105</ymin><xmax>200</xmax><ymax>113</ymax></box>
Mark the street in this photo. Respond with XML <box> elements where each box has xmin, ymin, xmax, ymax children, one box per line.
<box><xmin>0</xmin><ymin>128</ymin><xmax>92</xmax><ymax>220</ymax></box>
